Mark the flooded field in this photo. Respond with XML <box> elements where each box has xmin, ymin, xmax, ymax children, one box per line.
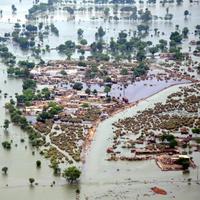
<box><xmin>0</xmin><ymin>0</ymin><xmax>200</xmax><ymax>60</ymax></box>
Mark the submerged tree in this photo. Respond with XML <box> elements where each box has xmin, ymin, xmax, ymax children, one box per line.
<box><xmin>63</xmin><ymin>166</ymin><xmax>81</xmax><ymax>183</ymax></box>
<box><xmin>11</xmin><ymin>4</ymin><xmax>17</xmax><ymax>13</ymax></box>
<box><xmin>2</xmin><ymin>167</ymin><xmax>8</xmax><ymax>175</ymax></box>
<box><xmin>3</xmin><ymin>119</ymin><xmax>10</xmax><ymax>130</ymax></box>
<box><xmin>184</xmin><ymin>10</ymin><xmax>189</xmax><ymax>19</ymax></box>
<box><xmin>77</xmin><ymin>28</ymin><xmax>84</xmax><ymax>39</ymax></box>
<box><xmin>29</xmin><ymin>178</ymin><xmax>35</xmax><ymax>186</ymax></box>
<box><xmin>36</xmin><ymin>160</ymin><xmax>41</xmax><ymax>168</ymax></box>
<box><xmin>182</xmin><ymin>27</ymin><xmax>189</xmax><ymax>38</ymax></box>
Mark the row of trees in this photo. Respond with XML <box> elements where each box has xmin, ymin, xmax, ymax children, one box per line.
<box><xmin>1</xmin><ymin>165</ymin><xmax>81</xmax><ymax>185</ymax></box>
<box><xmin>57</xmin><ymin>24</ymin><xmax>180</xmax><ymax>63</ymax></box>
<box><xmin>0</xmin><ymin>45</ymin><xmax>16</xmax><ymax>66</ymax></box>
<box><xmin>5</xmin><ymin>102</ymin><xmax>44</xmax><ymax>147</ymax></box>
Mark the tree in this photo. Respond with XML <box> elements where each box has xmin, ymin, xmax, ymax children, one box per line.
<box><xmin>169</xmin><ymin>139</ymin><xmax>178</xmax><ymax>148</ymax></box>
<box><xmin>184</xmin><ymin>10</ymin><xmax>189</xmax><ymax>19</ymax></box>
<box><xmin>149</xmin><ymin>46</ymin><xmax>158</xmax><ymax>58</ymax></box>
<box><xmin>48</xmin><ymin>0</ymin><xmax>54</xmax><ymax>5</ymax></box>
<box><xmin>137</xmin><ymin>24</ymin><xmax>149</xmax><ymax>34</ymax></box>
<box><xmin>133</xmin><ymin>62</ymin><xmax>149</xmax><ymax>77</ymax></box>
<box><xmin>182</xmin><ymin>27</ymin><xmax>189</xmax><ymax>38</ymax></box>
<box><xmin>22</xmin><ymin>79</ymin><xmax>36</xmax><ymax>90</ymax></box>
<box><xmin>104</xmin><ymin>86</ymin><xmax>111</xmax><ymax>96</ymax></box>
<box><xmin>80</xmin><ymin>39</ymin><xmax>87</xmax><ymax>45</ymax></box>
<box><xmin>64</xmin><ymin>7</ymin><xmax>74</xmax><ymax>15</ymax></box>
<box><xmin>50</xmin><ymin>24</ymin><xmax>59</xmax><ymax>36</ymax></box>
<box><xmin>120</xmin><ymin>68</ymin><xmax>128</xmax><ymax>75</ymax></box>
<box><xmin>11</xmin><ymin>4</ymin><xmax>17</xmax><ymax>13</ymax></box>
<box><xmin>85</xmin><ymin>88</ymin><xmax>91</xmax><ymax>95</ymax></box>
<box><xmin>176</xmin><ymin>0</ymin><xmax>183</xmax><ymax>5</ymax></box>
<box><xmin>158</xmin><ymin>39</ymin><xmax>167</xmax><ymax>52</ymax></box>
<box><xmin>63</xmin><ymin>166</ymin><xmax>81</xmax><ymax>183</ymax></box>
<box><xmin>26</xmin><ymin>24</ymin><xmax>38</xmax><ymax>32</ymax></box>
<box><xmin>18</xmin><ymin>60</ymin><xmax>35</xmax><ymax>69</ymax></box>
<box><xmin>97</xmin><ymin>26</ymin><xmax>105</xmax><ymax>39</ymax></box>
<box><xmin>3</xmin><ymin>119</ymin><xmax>10</xmax><ymax>130</ymax></box>
<box><xmin>36</xmin><ymin>160</ymin><xmax>41</xmax><ymax>168</ymax></box>
<box><xmin>140</xmin><ymin>8</ymin><xmax>152</xmax><ymax>22</ymax></box>
<box><xmin>154</xmin><ymin>28</ymin><xmax>158</xmax><ymax>35</ymax></box>
<box><xmin>73</xmin><ymin>82</ymin><xmax>83</xmax><ymax>90</ymax></box>
<box><xmin>170</xmin><ymin>31</ymin><xmax>182</xmax><ymax>44</ymax></box>
<box><xmin>92</xmin><ymin>89</ymin><xmax>98</xmax><ymax>96</ymax></box>
<box><xmin>166</xmin><ymin>7</ymin><xmax>169</xmax><ymax>15</ymax></box>
<box><xmin>38</xmin><ymin>22</ymin><xmax>43</xmax><ymax>30</ymax></box>
<box><xmin>15</xmin><ymin>37</ymin><xmax>30</xmax><ymax>49</ymax></box>
<box><xmin>136</xmin><ymin>50</ymin><xmax>146</xmax><ymax>61</ymax></box>
<box><xmin>2</xmin><ymin>167</ymin><xmax>8</xmax><ymax>175</ymax></box>
<box><xmin>77</xmin><ymin>28</ymin><xmax>83</xmax><ymax>39</ymax></box>
<box><xmin>104</xmin><ymin>8</ymin><xmax>110</xmax><ymax>16</ymax></box>
<box><xmin>2</xmin><ymin>141</ymin><xmax>11</xmax><ymax>149</ymax></box>
<box><xmin>29</xmin><ymin>178</ymin><xmax>35</xmax><ymax>186</ymax></box>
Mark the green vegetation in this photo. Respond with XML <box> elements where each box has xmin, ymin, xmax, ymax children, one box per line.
<box><xmin>29</xmin><ymin>178</ymin><xmax>35</xmax><ymax>186</ymax></box>
<box><xmin>133</xmin><ymin>62</ymin><xmax>149</xmax><ymax>77</ymax></box>
<box><xmin>73</xmin><ymin>82</ymin><xmax>83</xmax><ymax>90</ymax></box>
<box><xmin>36</xmin><ymin>160</ymin><xmax>41</xmax><ymax>168</ymax></box>
<box><xmin>170</xmin><ymin>31</ymin><xmax>182</xmax><ymax>44</ymax></box>
<box><xmin>104</xmin><ymin>85</ymin><xmax>111</xmax><ymax>96</ymax></box>
<box><xmin>7</xmin><ymin>60</ymin><xmax>35</xmax><ymax>77</ymax></box>
<box><xmin>2</xmin><ymin>167</ymin><xmax>8</xmax><ymax>175</ymax></box>
<box><xmin>192</xmin><ymin>127</ymin><xmax>200</xmax><ymax>134</ymax></box>
<box><xmin>160</xmin><ymin>134</ymin><xmax>178</xmax><ymax>148</ymax></box>
<box><xmin>50</xmin><ymin>24</ymin><xmax>59</xmax><ymax>36</ymax></box>
<box><xmin>3</xmin><ymin>119</ymin><xmax>10</xmax><ymax>130</ymax></box>
<box><xmin>5</xmin><ymin>103</ymin><xmax>44</xmax><ymax>147</ymax></box>
<box><xmin>2</xmin><ymin>141</ymin><xmax>11</xmax><ymax>149</ymax></box>
<box><xmin>16</xmin><ymin>79</ymin><xmax>51</xmax><ymax>105</ymax></box>
<box><xmin>37</xmin><ymin>102</ymin><xmax>63</xmax><ymax>122</ymax></box>
<box><xmin>28</xmin><ymin>3</ymin><xmax>49</xmax><ymax>17</ymax></box>
<box><xmin>57</xmin><ymin>40</ymin><xmax>76</xmax><ymax>59</ymax></box>
<box><xmin>0</xmin><ymin>44</ymin><xmax>16</xmax><ymax>66</ymax></box>
<box><xmin>50</xmin><ymin>159</ymin><xmax>61</xmax><ymax>175</ymax></box>
<box><xmin>63</xmin><ymin>166</ymin><xmax>81</xmax><ymax>183</ymax></box>
<box><xmin>176</xmin><ymin>157</ymin><xmax>190</xmax><ymax>170</ymax></box>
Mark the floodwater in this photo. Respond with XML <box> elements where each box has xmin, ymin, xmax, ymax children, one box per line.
<box><xmin>0</xmin><ymin>0</ymin><xmax>200</xmax><ymax>60</ymax></box>
<box><xmin>0</xmin><ymin>0</ymin><xmax>200</xmax><ymax>199</ymax></box>
<box><xmin>0</xmin><ymin>64</ymin><xmax>77</xmax><ymax>199</ymax></box>
<box><xmin>81</xmin><ymin>83</ymin><xmax>200</xmax><ymax>200</ymax></box>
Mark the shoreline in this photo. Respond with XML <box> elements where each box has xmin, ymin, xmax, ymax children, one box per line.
<box><xmin>81</xmin><ymin>80</ymin><xmax>196</xmax><ymax>163</ymax></box>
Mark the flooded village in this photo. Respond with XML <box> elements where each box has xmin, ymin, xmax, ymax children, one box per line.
<box><xmin>0</xmin><ymin>0</ymin><xmax>200</xmax><ymax>199</ymax></box>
